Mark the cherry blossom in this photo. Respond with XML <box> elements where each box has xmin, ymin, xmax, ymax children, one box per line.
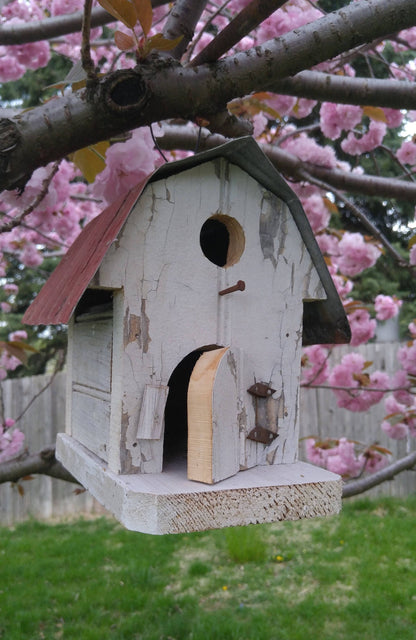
<box><xmin>374</xmin><ymin>295</ymin><xmax>402</xmax><ymax>321</ymax></box>
<box><xmin>341</xmin><ymin>120</ymin><xmax>387</xmax><ymax>155</ymax></box>
<box><xmin>328</xmin><ymin>353</ymin><xmax>390</xmax><ymax>412</ymax></box>
<box><xmin>0</xmin><ymin>419</ymin><xmax>24</xmax><ymax>463</ymax></box>
<box><xmin>320</xmin><ymin>103</ymin><xmax>363</xmax><ymax>140</ymax></box>
<box><xmin>335</xmin><ymin>232</ymin><xmax>381</xmax><ymax>277</ymax></box>
<box><xmin>301</xmin><ymin>345</ymin><xmax>330</xmax><ymax>385</ymax></box>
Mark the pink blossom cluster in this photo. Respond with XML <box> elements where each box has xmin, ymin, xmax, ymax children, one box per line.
<box><xmin>281</xmin><ymin>132</ymin><xmax>337</xmax><ymax>168</ymax></box>
<box><xmin>255</xmin><ymin>1</ymin><xmax>322</xmax><ymax>43</ymax></box>
<box><xmin>347</xmin><ymin>308</ymin><xmax>376</xmax><ymax>346</ymax></box>
<box><xmin>381</xmin><ymin>394</ymin><xmax>416</xmax><ymax>440</ymax></box>
<box><xmin>320</xmin><ymin>103</ymin><xmax>363</xmax><ymax>140</ymax></box>
<box><xmin>0</xmin><ymin>418</ymin><xmax>24</xmax><ymax>464</ymax></box>
<box><xmin>397</xmin><ymin>339</ymin><xmax>416</xmax><ymax>377</ymax></box>
<box><xmin>396</xmin><ymin>140</ymin><xmax>416</xmax><ymax>166</ymax></box>
<box><xmin>341</xmin><ymin>121</ymin><xmax>387</xmax><ymax>155</ymax></box>
<box><xmin>93</xmin><ymin>127</ymin><xmax>163</xmax><ymax>204</ymax></box>
<box><xmin>328</xmin><ymin>352</ymin><xmax>390</xmax><ymax>412</ymax></box>
<box><xmin>301</xmin><ymin>194</ymin><xmax>331</xmax><ymax>233</ymax></box>
<box><xmin>335</xmin><ymin>232</ymin><xmax>382</xmax><ymax>277</ymax></box>
<box><xmin>265</xmin><ymin>94</ymin><xmax>316</xmax><ymax>121</ymax></box>
<box><xmin>305</xmin><ymin>437</ymin><xmax>388</xmax><ymax>478</ymax></box>
<box><xmin>0</xmin><ymin>0</ymin><xmax>50</xmax><ymax>82</ymax></box>
<box><xmin>301</xmin><ymin>345</ymin><xmax>330</xmax><ymax>385</ymax></box>
<box><xmin>374</xmin><ymin>295</ymin><xmax>402</xmax><ymax>321</ymax></box>
<box><xmin>0</xmin><ymin>160</ymin><xmax>101</xmax><ymax>270</ymax></box>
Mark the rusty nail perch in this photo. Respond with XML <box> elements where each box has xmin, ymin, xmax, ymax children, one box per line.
<box><xmin>219</xmin><ymin>280</ymin><xmax>246</xmax><ymax>296</ymax></box>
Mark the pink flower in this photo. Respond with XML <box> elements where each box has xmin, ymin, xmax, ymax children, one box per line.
<box><xmin>301</xmin><ymin>345</ymin><xmax>330</xmax><ymax>385</ymax></box>
<box><xmin>94</xmin><ymin>128</ymin><xmax>162</xmax><ymax>204</ymax></box>
<box><xmin>397</xmin><ymin>342</ymin><xmax>416</xmax><ymax>376</ymax></box>
<box><xmin>329</xmin><ymin>353</ymin><xmax>389</xmax><ymax>411</ymax></box>
<box><xmin>341</xmin><ymin>121</ymin><xmax>387</xmax><ymax>155</ymax></box>
<box><xmin>396</xmin><ymin>140</ymin><xmax>416</xmax><ymax>165</ymax></box>
<box><xmin>282</xmin><ymin>133</ymin><xmax>337</xmax><ymax>168</ymax></box>
<box><xmin>382</xmin><ymin>109</ymin><xmax>403</xmax><ymax>128</ymax></box>
<box><xmin>302</xmin><ymin>194</ymin><xmax>331</xmax><ymax>233</ymax></box>
<box><xmin>374</xmin><ymin>295</ymin><xmax>402</xmax><ymax>321</ymax></box>
<box><xmin>0</xmin><ymin>55</ymin><xmax>26</xmax><ymax>81</ymax></box>
<box><xmin>391</xmin><ymin>370</ymin><xmax>414</xmax><ymax>406</ymax></box>
<box><xmin>326</xmin><ymin>438</ymin><xmax>362</xmax><ymax>477</ymax></box>
<box><xmin>0</xmin><ymin>422</ymin><xmax>24</xmax><ymax>463</ymax></box>
<box><xmin>359</xmin><ymin>449</ymin><xmax>389</xmax><ymax>474</ymax></box>
<box><xmin>320</xmin><ymin>102</ymin><xmax>363</xmax><ymax>140</ymax></box>
<box><xmin>348</xmin><ymin>309</ymin><xmax>376</xmax><ymax>346</ymax></box>
<box><xmin>409</xmin><ymin>245</ymin><xmax>416</xmax><ymax>266</ymax></box>
<box><xmin>381</xmin><ymin>419</ymin><xmax>408</xmax><ymax>440</ymax></box>
<box><xmin>336</xmin><ymin>232</ymin><xmax>381</xmax><ymax>277</ymax></box>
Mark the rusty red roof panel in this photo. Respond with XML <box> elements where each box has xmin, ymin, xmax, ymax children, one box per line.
<box><xmin>23</xmin><ymin>179</ymin><xmax>149</xmax><ymax>325</ymax></box>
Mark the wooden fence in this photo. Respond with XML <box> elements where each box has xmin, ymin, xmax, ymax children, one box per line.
<box><xmin>0</xmin><ymin>341</ymin><xmax>414</xmax><ymax>524</ymax></box>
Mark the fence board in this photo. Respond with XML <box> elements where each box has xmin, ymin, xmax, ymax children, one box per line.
<box><xmin>0</xmin><ymin>342</ymin><xmax>414</xmax><ymax>524</ymax></box>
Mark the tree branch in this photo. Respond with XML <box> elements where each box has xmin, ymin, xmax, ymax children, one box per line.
<box><xmin>0</xmin><ymin>446</ymin><xmax>79</xmax><ymax>484</ymax></box>
<box><xmin>271</xmin><ymin>71</ymin><xmax>416</xmax><ymax>110</ymax></box>
<box><xmin>342</xmin><ymin>449</ymin><xmax>416</xmax><ymax>498</ymax></box>
<box><xmin>2</xmin><ymin>0</ymin><xmax>416</xmax><ymax>191</ymax></box>
<box><xmin>163</xmin><ymin>0</ymin><xmax>208</xmax><ymax>60</ymax></box>
<box><xmin>0</xmin><ymin>2</ymin><xmax>169</xmax><ymax>45</ymax></box>
<box><xmin>159</xmin><ymin>125</ymin><xmax>416</xmax><ymax>203</ymax></box>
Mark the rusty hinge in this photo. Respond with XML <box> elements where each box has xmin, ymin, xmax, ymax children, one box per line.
<box><xmin>247</xmin><ymin>382</ymin><xmax>276</xmax><ymax>398</ymax></box>
<box><xmin>247</xmin><ymin>381</ymin><xmax>278</xmax><ymax>444</ymax></box>
<box><xmin>247</xmin><ymin>425</ymin><xmax>277</xmax><ymax>445</ymax></box>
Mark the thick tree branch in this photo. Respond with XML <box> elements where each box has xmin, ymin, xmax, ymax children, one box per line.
<box><xmin>160</xmin><ymin>125</ymin><xmax>416</xmax><ymax>203</ymax></box>
<box><xmin>2</xmin><ymin>0</ymin><xmax>416</xmax><ymax>191</ymax></box>
<box><xmin>272</xmin><ymin>71</ymin><xmax>416</xmax><ymax>110</ymax></box>
<box><xmin>0</xmin><ymin>2</ymin><xmax>169</xmax><ymax>45</ymax></box>
<box><xmin>342</xmin><ymin>450</ymin><xmax>416</xmax><ymax>498</ymax></box>
<box><xmin>0</xmin><ymin>446</ymin><xmax>79</xmax><ymax>484</ymax></box>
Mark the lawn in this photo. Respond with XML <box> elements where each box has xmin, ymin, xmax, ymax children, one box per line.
<box><xmin>1</xmin><ymin>496</ymin><xmax>415</xmax><ymax>640</ymax></box>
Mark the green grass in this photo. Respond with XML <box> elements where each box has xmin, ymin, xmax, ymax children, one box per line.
<box><xmin>1</xmin><ymin>496</ymin><xmax>416</xmax><ymax>639</ymax></box>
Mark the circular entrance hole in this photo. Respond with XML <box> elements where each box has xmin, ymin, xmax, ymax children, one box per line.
<box><xmin>200</xmin><ymin>214</ymin><xmax>245</xmax><ymax>268</ymax></box>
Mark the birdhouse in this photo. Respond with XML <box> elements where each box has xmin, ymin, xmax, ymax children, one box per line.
<box><xmin>24</xmin><ymin>137</ymin><xmax>350</xmax><ymax>534</ymax></box>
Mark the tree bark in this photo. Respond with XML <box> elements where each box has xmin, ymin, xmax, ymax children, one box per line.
<box><xmin>2</xmin><ymin>0</ymin><xmax>416</xmax><ymax>191</ymax></box>
<box><xmin>342</xmin><ymin>450</ymin><xmax>416</xmax><ymax>498</ymax></box>
<box><xmin>0</xmin><ymin>446</ymin><xmax>79</xmax><ymax>484</ymax></box>
<box><xmin>271</xmin><ymin>71</ymin><xmax>416</xmax><ymax>110</ymax></box>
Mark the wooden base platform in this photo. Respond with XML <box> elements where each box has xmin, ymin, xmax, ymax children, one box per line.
<box><xmin>56</xmin><ymin>434</ymin><xmax>342</xmax><ymax>535</ymax></box>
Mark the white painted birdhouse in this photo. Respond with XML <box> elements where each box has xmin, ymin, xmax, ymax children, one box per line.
<box><xmin>24</xmin><ymin>138</ymin><xmax>350</xmax><ymax>534</ymax></box>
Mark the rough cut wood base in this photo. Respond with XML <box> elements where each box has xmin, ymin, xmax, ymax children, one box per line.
<box><xmin>56</xmin><ymin>434</ymin><xmax>342</xmax><ymax>535</ymax></box>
